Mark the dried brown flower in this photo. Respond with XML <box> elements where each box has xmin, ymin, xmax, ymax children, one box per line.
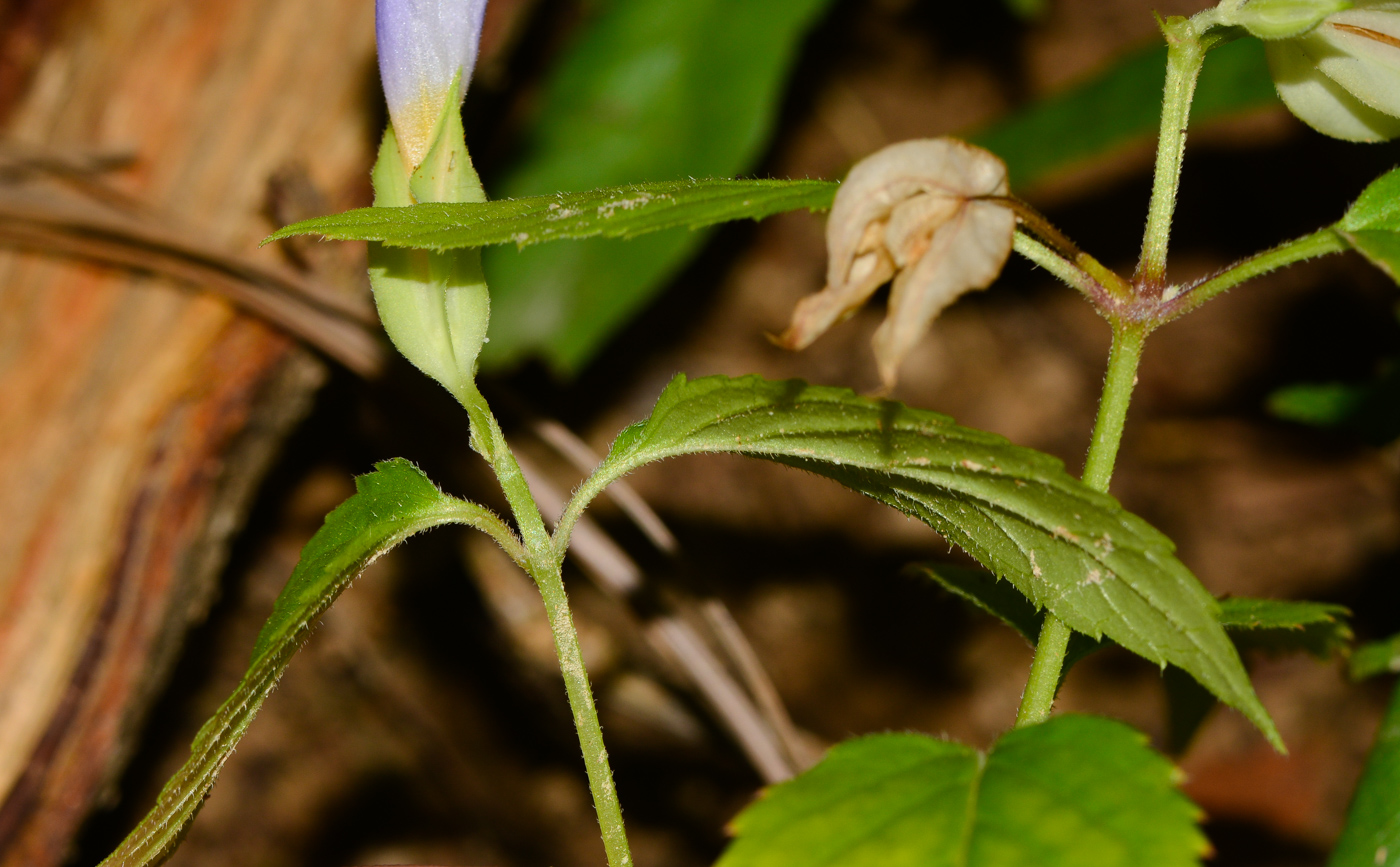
<box><xmin>779</xmin><ymin>138</ymin><xmax>1015</xmax><ymax>389</ymax></box>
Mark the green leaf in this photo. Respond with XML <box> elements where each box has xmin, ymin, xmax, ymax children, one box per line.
<box><xmin>718</xmin><ymin>716</ymin><xmax>1207</xmax><ymax>867</ymax></box>
<box><xmin>969</xmin><ymin>38</ymin><xmax>1276</xmax><ymax>190</ymax></box>
<box><xmin>1337</xmin><ymin>168</ymin><xmax>1400</xmax><ymax>284</ymax></box>
<box><xmin>919</xmin><ymin>564</ymin><xmax>1342</xmax><ymax>752</ymax></box>
<box><xmin>1164</xmin><ymin>598</ymin><xmax>1351</xmax><ymax>754</ymax></box>
<box><xmin>589</xmin><ymin>374</ymin><xmax>1279</xmax><ymax>747</ymax></box>
<box><xmin>1340</xmin><ymin>168</ymin><xmax>1400</xmax><ymax>233</ymax></box>
<box><xmin>265</xmin><ymin>179</ymin><xmax>838</xmax><ymax>252</ymax></box>
<box><xmin>1268</xmin><ymin>362</ymin><xmax>1400</xmax><ymax>446</ymax></box>
<box><xmin>1218</xmin><ymin>597</ymin><xmax>1353</xmax><ymax>658</ymax></box>
<box><xmin>99</xmin><ymin>460</ymin><xmax>511</xmax><ymax>867</ymax></box>
<box><xmin>1330</xmin><ymin>684</ymin><xmax>1400</xmax><ymax>867</ymax></box>
<box><xmin>1353</xmin><ymin>634</ymin><xmax>1400</xmax><ymax>681</ymax></box>
<box><xmin>480</xmin><ymin>0</ymin><xmax>836</xmax><ymax>374</ymax></box>
<box><xmin>1268</xmin><ymin>382</ymin><xmax>1370</xmax><ymax>427</ymax></box>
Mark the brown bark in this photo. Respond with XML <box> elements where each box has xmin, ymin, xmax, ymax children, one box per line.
<box><xmin>0</xmin><ymin>2</ymin><xmax>378</xmax><ymax>864</ymax></box>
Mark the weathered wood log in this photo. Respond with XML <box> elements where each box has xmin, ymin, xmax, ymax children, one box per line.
<box><xmin>0</xmin><ymin>1</ymin><xmax>379</xmax><ymax>863</ymax></box>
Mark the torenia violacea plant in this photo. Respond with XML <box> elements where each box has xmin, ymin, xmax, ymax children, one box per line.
<box><xmin>371</xmin><ymin>0</ymin><xmax>492</xmax><ymax>406</ymax></box>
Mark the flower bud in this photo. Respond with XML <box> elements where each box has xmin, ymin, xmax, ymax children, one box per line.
<box><xmin>779</xmin><ymin>138</ymin><xmax>1015</xmax><ymax>390</ymax></box>
<box><xmin>1231</xmin><ymin>0</ymin><xmax>1352</xmax><ymax>40</ymax></box>
<box><xmin>377</xmin><ymin>0</ymin><xmax>489</xmax><ymax>171</ymax></box>
<box><xmin>370</xmin><ymin>0</ymin><xmax>492</xmax><ymax>405</ymax></box>
<box><xmin>1266</xmin><ymin>0</ymin><xmax>1400</xmax><ymax>141</ymax></box>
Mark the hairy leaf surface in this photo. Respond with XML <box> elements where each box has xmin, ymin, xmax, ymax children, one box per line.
<box><xmin>266</xmin><ymin>179</ymin><xmax>837</xmax><ymax>252</ymax></box>
<box><xmin>718</xmin><ymin>716</ymin><xmax>1207</xmax><ymax>867</ymax></box>
<box><xmin>100</xmin><ymin>460</ymin><xmax>511</xmax><ymax>867</ymax></box>
<box><xmin>590</xmin><ymin>375</ymin><xmax>1278</xmax><ymax>746</ymax></box>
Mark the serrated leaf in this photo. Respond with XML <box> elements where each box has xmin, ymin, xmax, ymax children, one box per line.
<box><xmin>1353</xmin><ymin>633</ymin><xmax>1400</xmax><ymax>681</ymax></box>
<box><xmin>1330</xmin><ymin>685</ymin><xmax>1400</xmax><ymax>867</ymax></box>
<box><xmin>1337</xmin><ymin>168</ymin><xmax>1400</xmax><ymax>284</ymax></box>
<box><xmin>1164</xmin><ymin>598</ymin><xmax>1351</xmax><ymax>754</ymax></box>
<box><xmin>100</xmin><ymin>460</ymin><xmax>510</xmax><ymax>867</ymax></box>
<box><xmin>719</xmin><ymin>716</ymin><xmax>1207</xmax><ymax>867</ymax></box>
<box><xmin>1218</xmin><ymin>597</ymin><xmax>1353</xmax><ymax>658</ymax></box>
<box><xmin>920</xmin><ymin>567</ymin><xmax>1346</xmax><ymax>742</ymax></box>
<box><xmin>591</xmin><ymin>374</ymin><xmax>1279</xmax><ymax>747</ymax></box>
<box><xmin>265</xmin><ymin>179</ymin><xmax>838</xmax><ymax>252</ymax></box>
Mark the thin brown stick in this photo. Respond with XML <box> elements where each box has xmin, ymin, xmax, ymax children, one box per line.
<box><xmin>0</xmin><ymin>179</ymin><xmax>383</xmax><ymax>375</ymax></box>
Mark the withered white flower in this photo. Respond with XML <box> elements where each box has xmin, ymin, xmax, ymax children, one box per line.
<box><xmin>1265</xmin><ymin>0</ymin><xmax>1400</xmax><ymax>142</ymax></box>
<box><xmin>779</xmin><ymin>138</ymin><xmax>1015</xmax><ymax>389</ymax></box>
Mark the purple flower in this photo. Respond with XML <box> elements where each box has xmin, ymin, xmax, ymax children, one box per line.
<box><xmin>377</xmin><ymin>0</ymin><xmax>488</xmax><ymax>168</ymax></box>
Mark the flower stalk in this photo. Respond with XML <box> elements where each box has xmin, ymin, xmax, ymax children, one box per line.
<box><xmin>1136</xmin><ymin>16</ymin><xmax>1209</xmax><ymax>289</ymax></box>
<box><xmin>370</xmin><ymin>3</ymin><xmax>635</xmax><ymax>865</ymax></box>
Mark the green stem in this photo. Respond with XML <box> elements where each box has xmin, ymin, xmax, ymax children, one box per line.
<box><xmin>1081</xmin><ymin>325</ymin><xmax>1148</xmax><ymax>492</ymax></box>
<box><xmin>1136</xmin><ymin>19</ymin><xmax>1207</xmax><ymax>288</ymax></box>
<box><xmin>1016</xmin><ymin>617</ymin><xmax>1073</xmax><ymax>727</ymax></box>
<box><xmin>526</xmin><ymin>557</ymin><xmax>633</xmax><ymax>867</ymax></box>
<box><xmin>1014</xmin><ymin>324</ymin><xmax>1148</xmax><ymax>726</ymax></box>
<box><xmin>1013</xmin><ymin>232</ymin><xmax>1098</xmax><ymax>297</ymax></box>
<box><xmin>1170</xmin><ymin>228</ymin><xmax>1348</xmax><ymax>317</ymax></box>
<box><xmin>456</xmin><ymin>385</ymin><xmax>634</xmax><ymax>867</ymax></box>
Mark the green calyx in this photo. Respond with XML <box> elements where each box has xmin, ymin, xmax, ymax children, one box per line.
<box><xmin>1226</xmin><ymin>0</ymin><xmax>1351</xmax><ymax>40</ymax></box>
<box><xmin>369</xmin><ymin>76</ymin><xmax>491</xmax><ymax>406</ymax></box>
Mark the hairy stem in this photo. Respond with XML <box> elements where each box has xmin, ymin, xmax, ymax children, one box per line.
<box><xmin>1081</xmin><ymin>325</ymin><xmax>1147</xmax><ymax>492</ymax></box>
<box><xmin>457</xmin><ymin>386</ymin><xmax>634</xmax><ymax>867</ymax></box>
<box><xmin>1169</xmin><ymin>228</ymin><xmax>1348</xmax><ymax>318</ymax></box>
<box><xmin>1013</xmin><ymin>232</ymin><xmax>1101</xmax><ymax>299</ymax></box>
<box><xmin>1016</xmin><ymin>616</ymin><xmax>1073</xmax><ymax>727</ymax></box>
<box><xmin>526</xmin><ymin>557</ymin><xmax>633</xmax><ymax>867</ymax></box>
<box><xmin>1015</xmin><ymin>324</ymin><xmax>1148</xmax><ymax>726</ymax></box>
<box><xmin>1136</xmin><ymin>19</ymin><xmax>1207</xmax><ymax>288</ymax></box>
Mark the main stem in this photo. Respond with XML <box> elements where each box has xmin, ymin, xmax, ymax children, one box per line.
<box><xmin>1136</xmin><ymin>19</ymin><xmax>1206</xmax><ymax>288</ymax></box>
<box><xmin>1015</xmin><ymin>325</ymin><xmax>1148</xmax><ymax>726</ymax></box>
<box><xmin>458</xmin><ymin>385</ymin><xmax>634</xmax><ymax>867</ymax></box>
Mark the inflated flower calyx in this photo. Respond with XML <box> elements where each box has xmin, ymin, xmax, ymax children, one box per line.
<box><xmin>779</xmin><ymin>138</ymin><xmax>1015</xmax><ymax>389</ymax></box>
<box><xmin>1265</xmin><ymin>0</ymin><xmax>1400</xmax><ymax>141</ymax></box>
<box><xmin>370</xmin><ymin>0</ymin><xmax>492</xmax><ymax>405</ymax></box>
<box><xmin>1229</xmin><ymin>0</ymin><xmax>1352</xmax><ymax>41</ymax></box>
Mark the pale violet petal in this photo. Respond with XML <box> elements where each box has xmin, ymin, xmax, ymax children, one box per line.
<box><xmin>1268</xmin><ymin>39</ymin><xmax>1400</xmax><ymax>141</ymax></box>
<box><xmin>377</xmin><ymin>0</ymin><xmax>488</xmax><ymax>164</ymax></box>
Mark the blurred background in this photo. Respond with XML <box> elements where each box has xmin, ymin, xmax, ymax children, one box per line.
<box><xmin>0</xmin><ymin>0</ymin><xmax>1397</xmax><ymax>865</ymax></box>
